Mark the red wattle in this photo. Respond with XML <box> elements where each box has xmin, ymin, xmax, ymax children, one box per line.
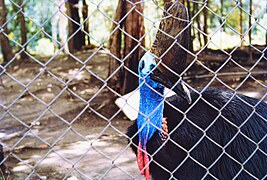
<box><xmin>137</xmin><ymin>141</ymin><xmax>150</xmax><ymax>179</ymax></box>
<box><xmin>137</xmin><ymin>142</ymin><xmax>145</xmax><ymax>175</ymax></box>
<box><xmin>144</xmin><ymin>149</ymin><xmax>150</xmax><ymax>180</ymax></box>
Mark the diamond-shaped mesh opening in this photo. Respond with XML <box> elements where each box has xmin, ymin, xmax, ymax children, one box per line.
<box><xmin>216</xmin><ymin>65</ymin><xmax>248</xmax><ymax>89</ymax></box>
<box><xmin>3</xmin><ymin>58</ymin><xmax>43</xmax><ymax>86</ymax></box>
<box><xmin>0</xmin><ymin>75</ymin><xmax>25</xmax><ymax>107</ymax></box>
<box><xmin>31</xmin><ymin>111</ymin><xmax>70</xmax><ymax>145</ymax></box>
<box><xmin>236</xmin><ymin>76</ymin><xmax>267</xmax><ymax>99</ymax></box>
<box><xmin>46</xmin><ymin>56</ymin><xmax>84</xmax><ymax>83</ymax></box>
<box><xmin>25</xmin><ymin>1</ymin><xmax>58</xmax><ymax>25</ymax></box>
<box><xmin>49</xmin><ymin>89</ymin><xmax>88</xmax><ymax>123</ymax></box>
<box><xmin>8</xmin><ymin>94</ymin><xmax>48</xmax><ymax>124</ymax></box>
<box><xmin>225</xmin><ymin>8</ymin><xmax>248</xmax><ymax>34</ymax></box>
<box><xmin>206</xmin><ymin>115</ymin><xmax>238</xmax><ymax>146</ymax></box>
<box><xmin>0</xmin><ymin>113</ymin><xmax>28</xmax><ymax>146</ymax></box>
<box><xmin>209</xmin><ymin>153</ymin><xmax>242</xmax><ymax>179</ymax></box>
<box><xmin>226</xmin><ymin>133</ymin><xmax>257</xmax><ymax>164</ymax></box>
<box><xmin>84</xmin><ymin>8</ymin><xmax>114</xmax><ymax>45</ymax></box>
<box><xmin>84</xmin><ymin>49</ymin><xmax>111</xmax><ymax>79</ymax></box>
<box><xmin>191</xmin><ymin>137</ymin><xmax>223</xmax><ymax>168</ymax></box>
<box><xmin>27</xmin><ymin>71</ymin><xmax>64</xmax><ymax>104</ymax></box>
<box><xmin>197</xmin><ymin>48</ymin><xmax>231</xmax><ymax>72</ymax></box>
<box><xmin>88</xmin><ymin>86</ymin><xmax>119</xmax><ymax>119</ymax></box>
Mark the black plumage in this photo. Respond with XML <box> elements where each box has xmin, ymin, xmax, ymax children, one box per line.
<box><xmin>127</xmin><ymin>88</ymin><xmax>267</xmax><ymax>179</ymax></box>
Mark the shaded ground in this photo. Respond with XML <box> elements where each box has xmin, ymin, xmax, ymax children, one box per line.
<box><xmin>0</xmin><ymin>47</ymin><xmax>266</xmax><ymax>179</ymax></box>
<box><xmin>0</xmin><ymin>49</ymin><xmax>142</xmax><ymax>179</ymax></box>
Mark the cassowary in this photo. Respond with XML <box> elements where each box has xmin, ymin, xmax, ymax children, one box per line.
<box><xmin>126</xmin><ymin>51</ymin><xmax>267</xmax><ymax>180</ymax></box>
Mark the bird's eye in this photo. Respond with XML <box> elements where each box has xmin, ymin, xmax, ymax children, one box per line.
<box><xmin>139</xmin><ymin>60</ymin><xmax>145</xmax><ymax>71</ymax></box>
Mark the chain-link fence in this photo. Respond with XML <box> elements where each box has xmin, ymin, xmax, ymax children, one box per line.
<box><xmin>0</xmin><ymin>0</ymin><xmax>267</xmax><ymax>179</ymax></box>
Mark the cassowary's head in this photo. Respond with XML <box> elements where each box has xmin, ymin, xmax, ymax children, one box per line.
<box><xmin>138</xmin><ymin>51</ymin><xmax>191</xmax><ymax>103</ymax></box>
<box><xmin>136</xmin><ymin>51</ymin><xmax>191</xmax><ymax>179</ymax></box>
<box><xmin>137</xmin><ymin>51</ymin><xmax>191</xmax><ymax>144</ymax></box>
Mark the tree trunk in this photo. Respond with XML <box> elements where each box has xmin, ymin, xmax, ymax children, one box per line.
<box><xmin>0</xmin><ymin>0</ymin><xmax>14</xmax><ymax>64</ymax></box>
<box><xmin>108</xmin><ymin>0</ymin><xmax>145</xmax><ymax>95</ymax></box>
<box><xmin>66</xmin><ymin>0</ymin><xmax>85</xmax><ymax>52</ymax></box>
<box><xmin>220</xmin><ymin>0</ymin><xmax>224</xmax><ymax>25</ymax></box>
<box><xmin>194</xmin><ymin>2</ymin><xmax>202</xmax><ymax>48</ymax></box>
<box><xmin>82</xmin><ymin>0</ymin><xmax>90</xmax><ymax>45</ymax></box>
<box><xmin>203</xmin><ymin>0</ymin><xmax>208</xmax><ymax>45</ymax></box>
<box><xmin>52</xmin><ymin>11</ymin><xmax>58</xmax><ymax>51</ymax></box>
<box><xmin>18</xmin><ymin>0</ymin><xmax>27</xmax><ymax>60</ymax></box>
<box><xmin>248</xmin><ymin>0</ymin><xmax>252</xmax><ymax>61</ymax></box>
<box><xmin>52</xmin><ymin>0</ymin><xmax>69</xmax><ymax>53</ymax></box>
<box><xmin>186</xmin><ymin>0</ymin><xmax>194</xmax><ymax>51</ymax></box>
<box><xmin>122</xmin><ymin>0</ymin><xmax>145</xmax><ymax>94</ymax></box>
<box><xmin>239</xmin><ymin>0</ymin><xmax>243</xmax><ymax>46</ymax></box>
<box><xmin>108</xmin><ymin>0</ymin><xmax>126</xmax><ymax>93</ymax></box>
<box><xmin>109</xmin><ymin>0</ymin><xmax>145</xmax><ymax>94</ymax></box>
<box><xmin>220</xmin><ymin>0</ymin><xmax>224</xmax><ymax>48</ymax></box>
<box><xmin>59</xmin><ymin>0</ymin><xmax>69</xmax><ymax>53</ymax></box>
<box><xmin>266</xmin><ymin>30</ymin><xmax>267</xmax><ymax>58</ymax></box>
<box><xmin>266</xmin><ymin>5</ymin><xmax>267</xmax><ymax>59</ymax></box>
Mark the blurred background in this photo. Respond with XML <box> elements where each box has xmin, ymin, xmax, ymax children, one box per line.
<box><xmin>0</xmin><ymin>0</ymin><xmax>266</xmax><ymax>58</ymax></box>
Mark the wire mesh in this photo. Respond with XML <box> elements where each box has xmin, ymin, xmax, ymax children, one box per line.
<box><xmin>0</xmin><ymin>0</ymin><xmax>266</xmax><ymax>179</ymax></box>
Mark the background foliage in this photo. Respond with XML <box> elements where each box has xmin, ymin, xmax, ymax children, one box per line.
<box><xmin>0</xmin><ymin>0</ymin><xmax>266</xmax><ymax>60</ymax></box>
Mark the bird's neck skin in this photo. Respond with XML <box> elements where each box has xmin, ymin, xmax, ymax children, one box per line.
<box><xmin>137</xmin><ymin>76</ymin><xmax>164</xmax><ymax>148</ymax></box>
<box><xmin>136</xmin><ymin>51</ymin><xmax>164</xmax><ymax>179</ymax></box>
<box><xmin>137</xmin><ymin>77</ymin><xmax>164</xmax><ymax>179</ymax></box>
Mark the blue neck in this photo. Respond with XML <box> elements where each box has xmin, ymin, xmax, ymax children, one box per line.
<box><xmin>137</xmin><ymin>76</ymin><xmax>164</xmax><ymax>148</ymax></box>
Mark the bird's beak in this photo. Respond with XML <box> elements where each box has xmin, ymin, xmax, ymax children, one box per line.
<box><xmin>150</xmin><ymin>69</ymin><xmax>192</xmax><ymax>104</ymax></box>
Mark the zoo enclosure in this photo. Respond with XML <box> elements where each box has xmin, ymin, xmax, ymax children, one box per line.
<box><xmin>0</xmin><ymin>0</ymin><xmax>267</xmax><ymax>179</ymax></box>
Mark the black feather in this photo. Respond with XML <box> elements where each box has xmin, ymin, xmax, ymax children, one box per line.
<box><xmin>127</xmin><ymin>88</ymin><xmax>267</xmax><ymax>179</ymax></box>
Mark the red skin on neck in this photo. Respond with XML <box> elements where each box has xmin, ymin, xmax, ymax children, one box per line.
<box><xmin>137</xmin><ymin>118</ymin><xmax>168</xmax><ymax>180</ymax></box>
<box><xmin>137</xmin><ymin>141</ymin><xmax>150</xmax><ymax>180</ymax></box>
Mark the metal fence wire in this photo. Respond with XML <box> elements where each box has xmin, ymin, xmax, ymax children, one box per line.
<box><xmin>0</xmin><ymin>0</ymin><xmax>267</xmax><ymax>179</ymax></box>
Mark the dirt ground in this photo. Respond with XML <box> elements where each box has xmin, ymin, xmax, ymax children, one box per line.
<box><xmin>0</xmin><ymin>47</ymin><xmax>266</xmax><ymax>179</ymax></box>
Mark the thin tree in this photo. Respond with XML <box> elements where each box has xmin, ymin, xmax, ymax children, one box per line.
<box><xmin>194</xmin><ymin>2</ymin><xmax>203</xmax><ymax>48</ymax></box>
<box><xmin>17</xmin><ymin>0</ymin><xmax>27</xmax><ymax>60</ymax></box>
<box><xmin>203</xmin><ymin>0</ymin><xmax>208</xmax><ymax>45</ymax></box>
<box><xmin>82</xmin><ymin>0</ymin><xmax>90</xmax><ymax>46</ymax></box>
<box><xmin>248</xmin><ymin>0</ymin><xmax>252</xmax><ymax>61</ymax></box>
<box><xmin>186</xmin><ymin>0</ymin><xmax>194</xmax><ymax>51</ymax></box>
<box><xmin>220</xmin><ymin>0</ymin><xmax>224</xmax><ymax>26</ymax></box>
<box><xmin>239</xmin><ymin>0</ymin><xmax>243</xmax><ymax>46</ymax></box>
<box><xmin>66</xmin><ymin>0</ymin><xmax>85</xmax><ymax>52</ymax></box>
<box><xmin>0</xmin><ymin>0</ymin><xmax>14</xmax><ymax>64</ymax></box>
<box><xmin>122</xmin><ymin>0</ymin><xmax>145</xmax><ymax>94</ymax></box>
<box><xmin>219</xmin><ymin>0</ymin><xmax>224</xmax><ymax>48</ymax></box>
<box><xmin>108</xmin><ymin>0</ymin><xmax>126</xmax><ymax>93</ymax></box>
<box><xmin>52</xmin><ymin>0</ymin><xmax>69</xmax><ymax>53</ymax></box>
<box><xmin>266</xmin><ymin>3</ymin><xmax>267</xmax><ymax>58</ymax></box>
